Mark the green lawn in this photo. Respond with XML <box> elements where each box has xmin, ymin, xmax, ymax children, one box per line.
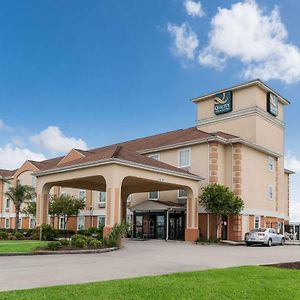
<box><xmin>0</xmin><ymin>266</ymin><xmax>299</xmax><ymax>299</ymax></box>
<box><xmin>0</xmin><ymin>240</ymin><xmax>47</xmax><ymax>253</ymax></box>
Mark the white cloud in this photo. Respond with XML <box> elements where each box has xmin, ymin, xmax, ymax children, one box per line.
<box><xmin>285</xmin><ymin>153</ymin><xmax>300</xmax><ymax>172</ymax></box>
<box><xmin>0</xmin><ymin>120</ymin><xmax>10</xmax><ymax>131</ymax></box>
<box><xmin>199</xmin><ymin>0</ymin><xmax>300</xmax><ymax>84</ymax></box>
<box><xmin>167</xmin><ymin>22</ymin><xmax>199</xmax><ymax>60</ymax></box>
<box><xmin>31</xmin><ymin>126</ymin><xmax>88</xmax><ymax>154</ymax></box>
<box><xmin>0</xmin><ymin>144</ymin><xmax>46</xmax><ymax>170</ymax></box>
<box><xmin>184</xmin><ymin>0</ymin><xmax>204</xmax><ymax>18</ymax></box>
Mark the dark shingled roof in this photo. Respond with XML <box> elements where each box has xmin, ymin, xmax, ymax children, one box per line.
<box><xmin>30</xmin><ymin>127</ymin><xmax>239</xmax><ymax>175</ymax></box>
<box><xmin>0</xmin><ymin>169</ymin><xmax>17</xmax><ymax>177</ymax></box>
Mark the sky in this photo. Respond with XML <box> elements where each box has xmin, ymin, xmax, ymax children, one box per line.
<box><xmin>0</xmin><ymin>0</ymin><xmax>299</xmax><ymax>219</ymax></box>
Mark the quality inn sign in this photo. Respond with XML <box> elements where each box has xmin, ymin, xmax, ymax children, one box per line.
<box><xmin>214</xmin><ymin>91</ymin><xmax>233</xmax><ymax>115</ymax></box>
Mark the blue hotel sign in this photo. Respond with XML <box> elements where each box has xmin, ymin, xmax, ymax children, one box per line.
<box><xmin>267</xmin><ymin>92</ymin><xmax>278</xmax><ymax>117</ymax></box>
<box><xmin>214</xmin><ymin>91</ymin><xmax>233</xmax><ymax>115</ymax></box>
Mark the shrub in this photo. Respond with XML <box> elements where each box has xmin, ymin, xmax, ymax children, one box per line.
<box><xmin>59</xmin><ymin>239</ymin><xmax>70</xmax><ymax>246</ymax></box>
<box><xmin>47</xmin><ymin>241</ymin><xmax>62</xmax><ymax>251</ymax></box>
<box><xmin>77</xmin><ymin>229</ymin><xmax>87</xmax><ymax>236</ymax></box>
<box><xmin>89</xmin><ymin>239</ymin><xmax>102</xmax><ymax>248</ymax></box>
<box><xmin>0</xmin><ymin>231</ymin><xmax>8</xmax><ymax>240</ymax></box>
<box><xmin>14</xmin><ymin>231</ymin><xmax>24</xmax><ymax>240</ymax></box>
<box><xmin>35</xmin><ymin>224</ymin><xmax>58</xmax><ymax>241</ymax></box>
<box><xmin>106</xmin><ymin>223</ymin><xmax>129</xmax><ymax>247</ymax></box>
<box><xmin>58</xmin><ymin>229</ymin><xmax>75</xmax><ymax>238</ymax></box>
<box><xmin>73</xmin><ymin>238</ymin><xmax>87</xmax><ymax>248</ymax></box>
<box><xmin>71</xmin><ymin>234</ymin><xmax>86</xmax><ymax>245</ymax></box>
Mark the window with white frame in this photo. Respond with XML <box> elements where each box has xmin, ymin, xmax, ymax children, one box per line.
<box><xmin>29</xmin><ymin>218</ymin><xmax>36</xmax><ymax>229</ymax></box>
<box><xmin>77</xmin><ymin>216</ymin><xmax>85</xmax><ymax>230</ymax></box>
<box><xmin>178</xmin><ymin>189</ymin><xmax>187</xmax><ymax>199</ymax></box>
<box><xmin>268</xmin><ymin>157</ymin><xmax>274</xmax><ymax>172</ymax></box>
<box><xmin>178</xmin><ymin>148</ymin><xmax>191</xmax><ymax>168</ymax></box>
<box><xmin>79</xmin><ymin>190</ymin><xmax>86</xmax><ymax>201</ymax></box>
<box><xmin>127</xmin><ymin>194</ymin><xmax>132</xmax><ymax>203</ymax></box>
<box><xmin>5</xmin><ymin>218</ymin><xmax>10</xmax><ymax>229</ymax></box>
<box><xmin>148</xmin><ymin>191</ymin><xmax>159</xmax><ymax>200</ymax></box>
<box><xmin>59</xmin><ymin>217</ymin><xmax>66</xmax><ymax>230</ymax></box>
<box><xmin>148</xmin><ymin>153</ymin><xmax>160</xmax><ymax>161</ymax></box>
<box><xmin>5</xmin><ymin>198</ymin><xmax>10</xmax><ymax>211</ymax></box>
<box><xmin>98</xmin><ymin>215</ymin><xmax>105</xmax><ymax>227</ymax></box>
<box><xmin>18</xmin><ymin>218</ymin><xmax>22</xmax><ymax>229</ymax></box>
<box><xmin>268</xmin><ymin>185</ymin><xmax>274</xmax><ymax>200</ymax></box>
<box><xmin>254</xmin><ymin>216</ymin><xmax>260</xmax><ymax>229</ymax></box>
<box><xmin>31</xmin><ymin>176</ymin><xmax>36</xmax><ymax>187</ymax></box>
<box><xmin>99</xmin><ymin>192</ymin><xmax>106</xmax><ymax>208</ymax></box>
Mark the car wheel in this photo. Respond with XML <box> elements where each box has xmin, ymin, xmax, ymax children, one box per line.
<box><xmin>267</xmin><ymin>239</ymin><xmax>272</xmax><ymax>247</ymax></box>
<box><xmin>246</xmin><ymin>242</ymin><xmax>251</xmax><ymax>246</ymax></box>
<box><xmin>280</xmin><ymin>238</ymin><xmax>285</xmax><ymax>246</ymax></box>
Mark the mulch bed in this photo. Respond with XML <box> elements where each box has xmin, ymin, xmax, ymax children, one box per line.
<box><xmin>265</xmin><ymin>262</ymin><xmax>300</xmax><ymax>270</ymax></box>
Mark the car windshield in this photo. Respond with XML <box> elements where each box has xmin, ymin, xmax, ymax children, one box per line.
<box><xmin>250</xmin><ymin>228</ymin><xmax>266</xmax><ymax>233</ymax></box>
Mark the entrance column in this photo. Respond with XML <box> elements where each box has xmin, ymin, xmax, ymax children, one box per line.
<box><xmin>185</xmin><ymin>188</ymin><xmax>199</xmax><ymax>241</ymax></box>
<box><xmin>103</xmin><ymin>173</ymin><xmax>123</xmax><ymax>238</ymax></box>
<box><xmin>36</xmin><ymin>183</ymin><xmax>51</xmax><ymax>227</ymax></box>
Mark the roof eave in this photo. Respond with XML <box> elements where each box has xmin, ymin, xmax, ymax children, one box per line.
<box><xmin>191</xmin><ymin>79</ymin><xmax>290</xmax><ymax>105</ymax></box>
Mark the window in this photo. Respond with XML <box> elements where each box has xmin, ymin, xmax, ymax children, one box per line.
<box><xmin>268</xmin><ymin>185</ymin><xmax>274</xmax><ymax>200</ymax></box>
<box><xmin>18</xmin><ymin>218</ymin><xmax>22</xmax><ymax>229</ymax></box>
<box><xmin>5</xmin><ymin>218</ymin><xmax>10</xmax><ymax>229</ymax></box>
<box><xmin>99</xmin><ymin>192</ymin><xmax>106</xmax><ymax>208</ymax></box>
<box><xmin>5</xmin><ymin>198</ymin><xmax>10</xmax><ymax>211</ymax></box>
<box><xmin>148</xmin><ymin>191</ymin><xmax>159</xmax><ymax>200</ymax></box>
<box><xmin>31</xmin><ymin>176</ymin><xmax>36</xmax><ymax>187</ymax></box>
<box><xmin>254</xmin><ymin>216</ymin><xmax>260</xmax><ymax>229</ymax></box>
<box><xmin>59</xmin><ymin>217</ymin><xmax>66</xmax><ymax>230</ymax></box>
<box><xmin>178</xmin><ymin>189</ymin><xmax>187</xmax><ymax>199</ymax></box>
<box><xmin>178</xmin><ymin>148</ymin><xmax>191</xmax><ymax>168</ymax></box>
<box><xmin>77</xmin><ymin>216</ymin><xmax>85</xmax><ymax>230</ymax></box>
<box><xmin>79</xmin><ymin>190</ymin><xmax>86</xmax><ymax>201</ymax></box>
<box><xmin>268</xmin><ymin>157</ymin><xmax>274</xmax><ymax>172</ymax></box>
<box><xmin>127</xmin><ymin>194</ymin><xmax>132</xmax><ymax>203</ymax></box>
<box><xmin>29</xmin><ymin>218</ymin><xmax>35</xmax><ymax>229</ymax></box>
<box><xmin>148</xmin><ymin>153</ymin><xmax>160</xmax><ymax>161</ymax></box>
<box><xmin>98</xmin><ymin>216</ymin><xmax>105</xmax><ymax>227</ymax></box>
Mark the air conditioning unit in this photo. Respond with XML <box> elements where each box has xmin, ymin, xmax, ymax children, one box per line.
<box><xmin>98</xmin><ymin>202</ymin><xmax>106</xmax><ymax>208</ymax></box>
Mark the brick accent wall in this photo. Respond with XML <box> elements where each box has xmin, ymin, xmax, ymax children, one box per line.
<box><xmin>275</xmin><ymin>159</ymin><xmax>279</xmax><ymax>212</ymax></box>
<box><xmin>232</xmin><ymin>143</ymin><xmax>242</xmax><ymax>196</ymax></box>
<box><xmin>209</xmin><ymin>142</ymin><xmax>219</xmax><ymax>184</ymax></box>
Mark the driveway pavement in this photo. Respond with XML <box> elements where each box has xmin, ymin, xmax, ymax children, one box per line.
<box><xmin>1</xmin><ymin>239</ymin><xmax>300</xmax><ymax>292</ymax></box>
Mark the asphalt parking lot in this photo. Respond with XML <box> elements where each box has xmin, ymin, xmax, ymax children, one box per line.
<box><xmin>0</xmin><ymin>239</ymin><xmax>300</xmax><ymax>292</ymax></box>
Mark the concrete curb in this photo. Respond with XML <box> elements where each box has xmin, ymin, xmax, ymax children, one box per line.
<box><xmin>0</xmin><ymin>247</ymin><xmax>118</xmax><ymax>257</ymax></box>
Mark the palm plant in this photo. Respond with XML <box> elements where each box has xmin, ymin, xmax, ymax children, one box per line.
<box><xmin>5</xmin><ymin>180</ymin><xmax>36</xmax><ymax>230</ymax></box>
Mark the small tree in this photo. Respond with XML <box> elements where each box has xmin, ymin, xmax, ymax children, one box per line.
<box><xmin>22</xmin><ymin>201</ymin><xmax>37</xmax><ymax>227</ymax></box>
<box><xmin>199</xmin><ymin>184</ymin><xmax>244</xmax><ymax>239</ymax></box>
<box><xmin>50</xmin><ymin>194</ymin><xmax>85</xmax><ymax>235</ymax></box>
<box><xmin>49</xmin><ymin>195</ymin><xmax>61</xmax><ymax>227</ymax></box>
<box><xmin>5</xmin><ymin>180</ymin><xmax>36</xmax><ymax>230</ymax></box>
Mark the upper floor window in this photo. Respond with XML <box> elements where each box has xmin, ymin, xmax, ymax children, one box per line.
<box><xmin>148</xmin><ymin>153</ymin><xmax>160</xmax><ymax>161</ymax></box>
<box><xmin>178</xmin><ymin>148</ymin><xmax>191</xmax><ymax>168</ymax></box>
<box><xmin>31</xmin><ymin>176</ymin><xmax>36</xmax><ymax>187</ymax></box>
<box><xmin>5</xmin><ymin>198</ymin><xmax>10</xmax><ymax>211</ymax></box>
<box><xmin>178</xmin><ymin>189</ymin><xmax>187</xmax><ymax>199</ymax></box>
<box><xmin>268</xmin><ymin>185</ymin><xmax>274</xmax><ymax>200</ymax></box>
<box><xmin>254</xmin><ymin>216</ymin><xmax>260</xmax><ymax>229</ymax></box>
<box><xmin>99</xmin><ymin>192</ymin><xmax>106</xmax><ymax>208</ymax></box>
<box><xmin>79</xmin><ymin>190</ymin><xmax>86</xmax><ymax>201</ymax></box>
<box><xmin>149</xmin><ymin>191</ymin><xmax>159</xmax><ymax>200</ymax></box>
<box><xmin>268</xmin><ymin>157</ymin><xmax>274</xmax><ymax>172</ymax></box>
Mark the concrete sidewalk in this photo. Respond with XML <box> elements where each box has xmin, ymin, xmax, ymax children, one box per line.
<box><xmin>0</xmin><ymin>239</ymin><xmax>300</xmax><ymax>292</ymax></box>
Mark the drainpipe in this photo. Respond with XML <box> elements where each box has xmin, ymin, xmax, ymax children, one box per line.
<box><xmin>166</xmin><ymin>208</ymin><xmax>172</xmax><ymax>241</ymax></box>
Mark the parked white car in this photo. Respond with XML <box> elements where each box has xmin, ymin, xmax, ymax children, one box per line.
<box><xmin>245</xmin><ymin>228</ymin><xmax>285</xmax><ymax>247</ymax></box>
